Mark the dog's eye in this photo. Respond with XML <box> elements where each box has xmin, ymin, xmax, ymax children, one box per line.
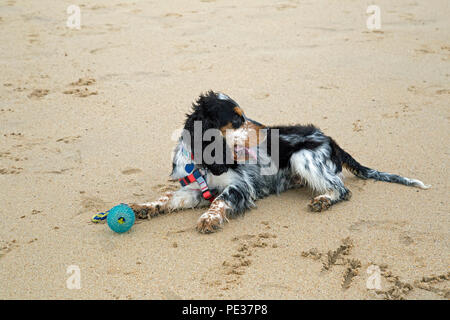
<box><xmin>231</xmin><ymin>115</ymin><xmax>244</xmax><ymax>128</ymax></box>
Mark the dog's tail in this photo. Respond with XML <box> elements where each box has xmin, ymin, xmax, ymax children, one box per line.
<box><xmin>338</xmin><ymin>146</ymin><xmax>430</xmax><ymax>189</ymax></box>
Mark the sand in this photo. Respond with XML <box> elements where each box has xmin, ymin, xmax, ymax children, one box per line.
<box><xmin>0</xmin><ymin>0</ymin><xmax>449</xmax><ymax>299</ymax></box>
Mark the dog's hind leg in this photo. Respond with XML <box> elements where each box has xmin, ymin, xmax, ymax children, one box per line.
<box><xmin>290</xmin><ymin>145</ymin><xmax>351</xmax><ymax>212</ymax></box>
<box><xmin>129</xmin><ymin>188</ymin><xmax>209</xmax><ymax>219</ymax></box>
<box><xmin>308</xmin><ymin>186</ymin><xmax>351</xmax><ymax>212</ymax></box>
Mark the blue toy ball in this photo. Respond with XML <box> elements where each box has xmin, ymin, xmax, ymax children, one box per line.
<box><xmin>107</xmin><ymin>204</ymin><xmax>135</xmax><ymax>233</ymax></box>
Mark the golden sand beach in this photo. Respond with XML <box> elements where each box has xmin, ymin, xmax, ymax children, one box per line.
<box><xmin>0</xmin><ymin>0</ymin><xmax>449</xmax><ymax>299</ymax></box>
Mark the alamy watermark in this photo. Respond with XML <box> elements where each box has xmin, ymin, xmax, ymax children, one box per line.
<box><xmin>66</xmin><ymin>265</ymin><xmax>81</xmax><ymax>289</ymax></box>
<box><xmin>366</xmin><ymin>265</ymin><xmax>382</xmax><ymax>290</ymax></box>
<box><xmin>366</xmin><ymin>5</ymin><xmax>381</xmax><ymax>30</ymax></box>
<box><xmin>66</xmin><ymin>5</ymin><xmax>81</xmax><ymax>30</ymax></box>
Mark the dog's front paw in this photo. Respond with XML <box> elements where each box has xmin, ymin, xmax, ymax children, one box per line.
<box><xmin>308</xmin><ymin>196</ymin><xmax>332</xmax><ymax>212</ymax></box>
<box><xmin>196</xmin><ymin>211</ymin><xmax>224</xmax><ymax>234</ymax></box>
<box><xmin>129</xmin><ymin>203</ymin><xmax>163</xmax><ymax>219</ymax></box>
<box><xmin>129</xmin><ymin>203</ymin><xmax>150</xmax><ymax>219</ymax></box>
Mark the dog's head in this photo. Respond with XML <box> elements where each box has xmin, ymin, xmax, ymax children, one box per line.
<box><xmin>183</xmin><ymin>91</ymin><xmax>266</xmax><ymax>175</ymax></box>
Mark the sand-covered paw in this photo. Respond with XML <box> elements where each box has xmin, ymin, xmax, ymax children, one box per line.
<box><xmin>196</xmin><ymin>212</ymin><xmax>223</xmax><ymax>234</ymax></box>
<box><xmin>129</xmin><ymin>203</ymin><xmax>150</xmax><ymax>219</ymax></box>
<box><xmin>308</xmin><ymin>196</ymin><xmax>332</xmax><ymax>212</ymax></box>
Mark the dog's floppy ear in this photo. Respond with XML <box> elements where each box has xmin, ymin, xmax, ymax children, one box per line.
<box><xmin>183</xmin><ymin>92</ymin><xmax>235</xmax><ymax>175</ymax></box>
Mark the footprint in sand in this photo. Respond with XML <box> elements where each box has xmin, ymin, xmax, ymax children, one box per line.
<box><xmin>13</xmin><ymin>86</ymin><xmax>26</xmax><ymax>92</ymax></box>
<box><xmin>435</xmin><ymin>89</ymin><xmax>450</xmax><ymax>95</ymax></box>
<box><xmin>319</xmin><ymin>84</ymin><xmax>339</xmax><ymax>90</ymax></box>
<box><xmin>56</xmin><ymin>135</ymin><xmax>81</xmax><ymax>144</ymax></box>
<box><xmin>367</xmin><ymin>264</ymin><xmax>415</xmax><ymax>300</ymax></box>
<box><xmin>398</xmin><ymin>12</ymin><xmax>416</xmax><ymax>22</ymax></box>
<box><xmin>179</xmin><ymin>61</ymin><xmax>198</xmax><ymax>72</ymax></box>
<box><xmin>302</xmin><ymin>240</ymin><xmax>449</xmax><ymax>298</ymax></box>
<box><xmin>348</xmin><ymin>219</ymin><xmax>406</xmax><ymax>232</ymax></box>
<box><xmin>27</xmin><ymin>89</ymin><xmax>49</xmax><ymax>99</ymax></box>
<box><xmin>0</xmin><ymin>151</ymin><xmax>14</xmax><ymax>161</ymax></box>
<box><xmin>252</xmin><ymin>92</ymin><xmax>270</xmax><ymax>100</ymax></box>
<box><xmin>301</xmin><ymin>237</ymin><xmax>362</xmax><ymax>290</ymax></box>
<box><xmin>63</xmin><ymin>78</ymin><xmax>98</xmax><ymax>97</ymax></box>
<box><xmin>89</xmin><ymin>4</ymin><xmax>107</xmax><ymax>10</ymax></box>
<box><xmin>382</xmin><ymin>103</ymin><xmax>419</xmax><ymax>119</ymax></box>
<box><xmin>63</xmin><ymin>88</ymin><xmax>98</xmax><ymax>97</ymax></box>
<box><xmin>90</xmin><ymin>45</ymin><xmax>125</xmax><ymax>54</ymax></box>
<box><xmin>0</xmin><ymin>239</ymin><xmax>19</xmax><ymax>259</ymax></box>
<box><xmin>70</xmin><ymin>78</ymin><xmax>96</xmax><ymax>86</ymax></box>
<box><xmin>160</xmin><ymin>287</ymin><xmax>182</xmax><ymax>300</ymax></box>
<box><xmin>3</xmin><ymin>132</ymin><xmax>23</xmax><ymax>138</ymax></box>
<box><xmin>164</xmin><ymin>13</ymin><xmax>183</xmax><ymax>18</ymax></box>
<box><xmin>0</xmin><ymin>166</ymin><xmax>23</xmax><ymax>175</ymax></box>
<box><xmin>31</xmin><ymin>209</ymin><xmax>42</xmax><ymax>215</ymax></box>
<box><xmin>115</xmin><ymin>2</ymin><xmax>135</xmax><ymax>7</ymax></box>
<box><xmin>407</xmin><ymin>85</ymin><xmax>449</xmax><ymax>97</ymax></box>
<box><xmin>399</xmin><ymin>233</ymin><xmax>414</xmax><ymax>246</ymax></box>
<box><xmin>121</xmin><ymin>168</ymin><xmax>142</xmax><ymax>175</ymax></box>
<box><xmin>414</xmin><ymin>273</ymin><xmax>450</xmax><ymax>299</ymax></box>
<box><xmin>362</xmin><ymin>30</ymin><xmax>385</xmax><ymax>41</ymax></box>
<box><xmin>415</xmin><ymin>45</ymin><xmax>436</xmax><ymax>55</ymax></box>
<box><xmin>0</xmin><ymin>108</ymin><xmax>14</xmax><ymax>116</ymax></box>
<box><xmin>414</xmin><ymin>45</ymin><xmax>450</xmax><ymax>61</ymax></box>
<box><xmin>275</xmin><ymin>3</ymin><xmax>297</xmax><ymax>11</ymax></box>
<box><xmin>79</xmin><ymin>196</ymin><xmax>107</xmax><ymax>216</ymax></box>
<box><xmin>27</xmin><ymin>33</ymin><xmax>39</xmax><ymax>44</ymax></box>
<box><xmin>153</xmin><ymin>183</ymin><xmax>179</xmax><ymax>193</ymax></box>
<box><xmin>202</xmin><ymin>230</ymin><xmax>278</xmax><ymax>291</ymax></box>
<box><xmin>352</xmin><ymin>120</ymin><xmax>363</xmax><ymax>132</ymax></box>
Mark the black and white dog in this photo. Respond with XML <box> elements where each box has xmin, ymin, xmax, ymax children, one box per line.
<box><xmin>130</xmin><ymin>91</ymin><xmax>429</xmax><ymax>233</ymax></box>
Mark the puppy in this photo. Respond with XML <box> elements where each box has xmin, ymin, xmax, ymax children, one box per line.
<box><xmin>130</xmin><ymin>91</ymin><xmax>429</xmax><ymax>233</ymax></box>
